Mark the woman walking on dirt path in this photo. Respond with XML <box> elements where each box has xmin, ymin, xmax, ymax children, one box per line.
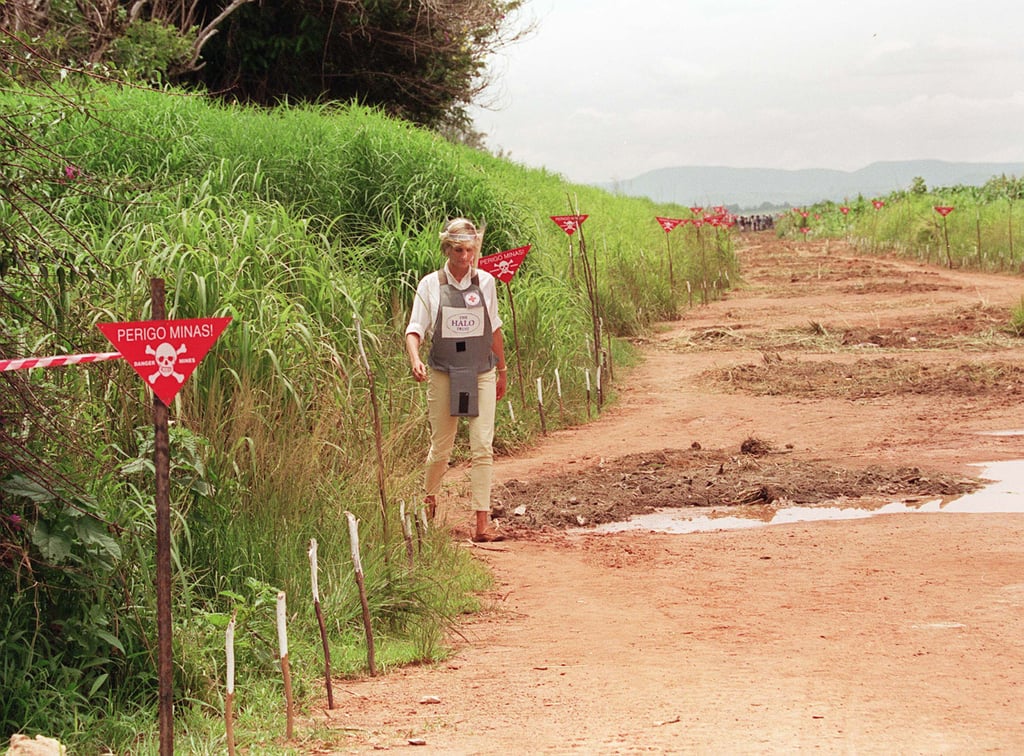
<box><xmin>405</xmin><ymin>218</ymin><xmax>508</xmax><ymax>542</ymax></box>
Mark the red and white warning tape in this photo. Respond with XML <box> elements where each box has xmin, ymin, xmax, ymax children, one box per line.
<box><xmin>0</xmin><ymin>352</ymin><xmax>123</xmax><ymax>372</ymax></box>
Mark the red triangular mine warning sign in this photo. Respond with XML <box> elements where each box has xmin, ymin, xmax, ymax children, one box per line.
<box><xmin>549</xmin><ymin>215</ymin><xmax>588</xmax><ymax>235</ymax></box>
<box><xmin>478</xmin><ymin>245</ymin><xmax>531</xmax><ymax>283</ymax></box>
<box><xmin>655</xmin><ymin>216</ymin><xmax>686</xmax><ymax>233</ymax></box>
<box><xmin>97</xmin><ymin>317</ymin><xmax>231</xmax><ymax>405</ymax></box>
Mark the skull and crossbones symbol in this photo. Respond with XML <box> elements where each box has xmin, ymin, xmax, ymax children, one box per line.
<box><xmin>146</xmin><ymin>342</ymin><xmax>187</xmax><ymax>383</ymax></box>
<box><xmin>497</xmin><ymin>259</ymin><xmax>513</xmax><ymax>278</ymax></box>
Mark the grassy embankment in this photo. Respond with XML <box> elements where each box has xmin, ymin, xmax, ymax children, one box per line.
<box><xmin>0</xmin><ymin>82</ymin><xmax>738</xmax><ymax>752</ymax></box>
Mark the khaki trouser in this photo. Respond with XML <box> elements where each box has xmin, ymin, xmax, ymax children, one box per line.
<box><xmin>424</xmin><ymin>368</ymin><xmax>496</xmax><ymax>512</ymax></box>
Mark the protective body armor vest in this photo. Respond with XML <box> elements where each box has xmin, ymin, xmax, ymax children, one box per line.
<box><xmin>428</xmin><ymin>269</ymin><xmax>496</xmax><ymax>416</ymax></box>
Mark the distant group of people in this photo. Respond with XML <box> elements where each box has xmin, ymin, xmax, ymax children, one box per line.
<box><xmin>734</xmin><ymin>214</ymin><xmax>775</xmax><ymax>232</ymax></box>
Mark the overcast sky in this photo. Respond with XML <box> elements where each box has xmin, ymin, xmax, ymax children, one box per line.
<box><xmin>468</xmin><ymin>0</ymin><xmax>1024</xmax><ymax>185</ymax></box>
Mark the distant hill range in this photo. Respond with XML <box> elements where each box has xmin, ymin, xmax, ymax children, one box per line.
<box><xmin>603</xmin><ymin>160</ymin><xmax>1024</xmax><ymax>211</ymax></box>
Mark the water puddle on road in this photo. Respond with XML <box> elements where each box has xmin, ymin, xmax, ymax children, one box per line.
<box><xmin>585</xmin><ymin>457</ymin><xmax>1024</xmax><ymax>536</ymax></box>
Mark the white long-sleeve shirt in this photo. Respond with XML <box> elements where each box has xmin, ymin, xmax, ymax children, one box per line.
<box><xmin>405</xmin><ymin>262</ymin><xmax>503</xmax><ymax>339</ymax></box>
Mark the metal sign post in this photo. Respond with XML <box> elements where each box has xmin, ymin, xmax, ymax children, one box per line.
<box><xmin>97</xmin><ymin>287</ymin><xmax>231</xmax><ymax>755</ymax></box>
<box><xmin>478</xmin><ymin>245</ymin><xmax>531</xmax><ymax>408</ymax></box>
<box><xmin>655</xmin><ymin>216</ymin><xmax>686</xmax><ymax>288</ymax></box>
<box><xmin>150</xmin><ymin>278</ymin><xmax>174</xmax><ymax>756</ymax></box>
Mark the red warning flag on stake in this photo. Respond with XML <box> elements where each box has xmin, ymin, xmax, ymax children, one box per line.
<box><xmin>550</xmin><ymin>215</ymin><xmax>588</xmax><ymax>236</ymax></box>
<box><xmin>478</xmin><ymin>245</ymin><xmax>531</xmax><ymax>283</ymax></box>
<box><xmin>655</xmin><ymin>217</ymin><xmax>686</xmax><ymax>233</ymax></box>
<box><xmin>934</xmin><ymin>206</ymin><xmax>954</xmax><ymax>217</ymax></box>
<box><xmin>98</xmin><ymin>317</ymin><xmax>232</xmax><ymax>405</ymax></box>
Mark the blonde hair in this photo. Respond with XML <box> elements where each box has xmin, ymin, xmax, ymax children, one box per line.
<box><xmin>439</xmin><ymin>218</ymin><xmax>484</xmax><ymax>247</ymax></box>
<box><xmin>439</xmin><ymin>217</ymin><xmax>485</xmax><ymax>266</ymax></box>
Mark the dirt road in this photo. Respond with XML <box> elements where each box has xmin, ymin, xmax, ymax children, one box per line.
<box><xmin>324</xmin><ymin>234</ymin><xmax>1024</xmax><ymax>754</ymax></box>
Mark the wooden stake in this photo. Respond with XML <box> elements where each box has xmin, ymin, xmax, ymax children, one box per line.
<box><xmin>571</xmin><ymin>202</ymin><xmax>602</xmax><ymax>386</ymax></box>
<box><xmin>941</xmin><ymin>213</ymin><xmax>953</xmax><ymax>268</ymax></box>
<box><xmin>308</xmin><ymin>539</ymin><xmax>334</xmax><ymax>710</ymax></box>
<box><xmin>355</xmin><ymin>317</ymin><xmax>389</xmax><ymax>539</ymax></box>
<box><xmin>605</xmin><ymin>330</ymin><xmax>614</xmax><ymax>383</ymax></box>
<box><xmin>502</xmin><ymin>280</ymin><xmax>527</xmax><ymax>409</ymax></box>
<box><xmin>276</xmin><ymin>592</ymin><xmax>294</xmax><ymax>739</ymax></box>
<box><xmin>225</xmin><ymin>614</ymin><xmax>236</xmax><ymax>756</ymax></box>
<box><xmin>345</xmin><ymin>512</ymin><xmax>377</xmax><ymax>675</ymax></box>
<box><xmin>664</xmin><ymin>231</ymin><xmax>675</xmax><ymax>289</ymax></box>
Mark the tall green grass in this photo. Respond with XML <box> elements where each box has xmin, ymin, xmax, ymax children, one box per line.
<box><xmin>775</xmin><ymin>186</ymin><xmax>1024</xmax><ymax>338</ymax></box>
<box><xmin>0</xmin><ymin>80</ymin><xmax>737</xmax><ymax>751</ymax></box>
<box><xmin>777</xmin><ymin>187</ymin><xmax>1024</xmax><ymax>273</ymax></box>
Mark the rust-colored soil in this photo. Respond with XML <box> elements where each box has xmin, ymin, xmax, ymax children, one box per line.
<box><xmin>320</xmin><ymin>235</ymin><xmax>1024</xmax><ymax>754</ymax></box>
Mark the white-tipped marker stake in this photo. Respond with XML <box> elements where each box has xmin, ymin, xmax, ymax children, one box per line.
<box><xmin>355</xmin><ymin>316</ymin><xmax>389</xmax><ymax>539</ymax></box>
<box><xmin>508</xmin><ymin>400</ymin><xmax>515</xmax><ymax>423</ymax></box>
<box><xmin>308</xmin><ymin>539</ymin><xmax>334</xmax><ymax>709</ymax></box>
<box><xmin>345</xmin><ymin>511</ymin><xmax>378</xmax><ymax>675</ymax></box>
<box><xmin>536</xmin><ymin>377</ymin><xmax>547</xmax><ymax>435</ymax></box>
<box><xmin>400</xmin><ymin>500</ymin><xmax>415</xmax><ymax>568</ymax></box>
<box><xmin>410</xmin><ymin>499</ymin><xmax>424</xmax><ymax>551</ymax></box>
<box><xmin>276</xmin><ymin>592</ymin><xmax>294</xmax><ymax>739</ymax></box>
<box><xmin>555</xmin><ymin>368</ymin><xmax>564</xmax><ymax>421</ymax></box>
<box><xmin>225</xmin><ymin>614</ymin><xmax>236</xmax><ymax>756</ymax></box>
<box><xmin>605</xmin><ymin>331</ymin><xmax>614</xmax><ymax>382</ymax></box>
<box><xmin>585</xmin><ymin>368</ymin><xmax>592</xmax><ymax>418</ymax></box>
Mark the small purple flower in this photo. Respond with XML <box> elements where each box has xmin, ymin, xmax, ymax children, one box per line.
<box><xmin>64</xmin><ymin>165</ymin><xmax>81</xmax><ymax>180</ymax></box>
<box><xmin>6</xmin><ymin>514</ymin><xmax>22</xmax><ymax>531</ymax></box>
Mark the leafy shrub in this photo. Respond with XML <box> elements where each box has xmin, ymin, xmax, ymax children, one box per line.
<box><xmin>106</xmin><ymin>19</ymin><xmax>195</xmax><ymax>84</ymax></box>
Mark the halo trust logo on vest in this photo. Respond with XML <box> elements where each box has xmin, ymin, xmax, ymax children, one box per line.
<box><xmin>445</xmin><ymin>310</ymin><xmax>483</xmax><ymax>335</ymax></box>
